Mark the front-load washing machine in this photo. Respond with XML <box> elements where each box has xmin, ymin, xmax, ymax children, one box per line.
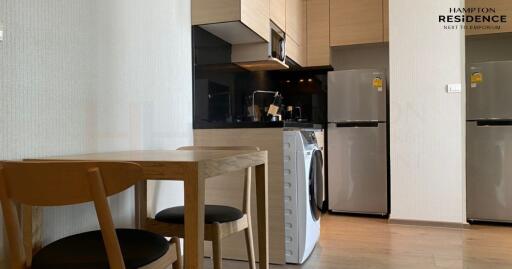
<box><xmin>283</xmin><ymin>130</ymin><xmax>324</xmax><ymax>264</ymax></box>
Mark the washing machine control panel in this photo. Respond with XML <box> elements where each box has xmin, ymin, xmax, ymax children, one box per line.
<box><xmin>300</xmin><ymin>131</ymin><xmax>317</xmax><ymax>145</ymax></box>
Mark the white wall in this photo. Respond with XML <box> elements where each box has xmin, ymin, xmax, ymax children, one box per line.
<box><xmin>389</xmin><ymin>0</ymin><xmax>466</xmax><ymax>223</ymax></box>
<box><xmin>0</xmin><ymin>0</ymin><xmax>192</xmax><ymax>265</ymax></box>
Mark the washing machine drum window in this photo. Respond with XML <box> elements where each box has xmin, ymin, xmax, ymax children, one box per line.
<box><xmin>309</xmin><ymin>149</ymin><xmax>324</xmax><ymax>221</ymax></box>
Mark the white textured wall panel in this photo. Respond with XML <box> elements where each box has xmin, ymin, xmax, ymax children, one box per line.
<box><xmin>389</xmin><ymin>0</ymin><xmax>466</xmax><ymax>223</ymax></box>
<box><xmin>0</xmin><ymin>0</ymin><xmax>192</xmax><ymax>265</ymax></box>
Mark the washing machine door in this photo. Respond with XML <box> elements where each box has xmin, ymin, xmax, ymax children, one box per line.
<box><xmin>309</xmin><ymin>149</ymin><xmax>324</xmax><ymax>221</ymax></box>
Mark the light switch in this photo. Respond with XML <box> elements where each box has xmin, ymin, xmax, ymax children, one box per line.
<box><xmin>446</xmin><ymin>83</ymin><xmax>462</xmax><ymax>93</ymax></box>
<box><xmin>0</xmin><ymin>23</ymin><xmax>4</xmax><ymax>41</ymax></box>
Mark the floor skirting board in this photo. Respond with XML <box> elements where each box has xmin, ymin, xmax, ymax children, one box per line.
<box><xmin>388</xmin><ymin>218</ymin><xmax>470</xmax><ymax>229</ymax></box>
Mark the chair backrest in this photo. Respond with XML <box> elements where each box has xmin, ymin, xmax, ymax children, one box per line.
<box><xmin>1</xmin><ymin>162</ymin><xmax>144</xmax><ymax>206</ymax></box>
<box><xmin>177</xmin><ymin>146</ymin><xmax>259</xmax><ymax>214</ymax></box>
<box><xmin>0</xmin><ymin>161</ymin><xmax>144</xmax><ymax>269</ymax></box>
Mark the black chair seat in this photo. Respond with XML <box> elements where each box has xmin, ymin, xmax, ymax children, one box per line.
<box><xmin>32</xmin><ymin>229</ymin><xmax>169</xmax><ymax>269</ymax></box>
<box><xmin>155</xmin><ymin>205</ymin><xmax>244</xmax><ymax>224</ymax></box>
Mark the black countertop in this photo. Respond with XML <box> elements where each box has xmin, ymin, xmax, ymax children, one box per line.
<box><xmin>193</xmin><ymin>121</ymin><xmax>324</xmax><ymax>130</ymax></box>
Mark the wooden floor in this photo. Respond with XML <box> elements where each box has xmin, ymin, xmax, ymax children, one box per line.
<box><xmin>202</xmin><ymin>214</ymin><xmax>512</xmax><ymax>269</ymax></box>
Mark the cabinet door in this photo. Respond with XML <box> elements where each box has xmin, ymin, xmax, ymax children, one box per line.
<box><xmin>383</xmin><ymin>0</ymin><xmax>389</xmax><ymax>42</ymax></box>
<box><xmin>465</xmin><ymin>0</ymin><xmax>512</xmax><ymax>35</ymax></box>
<box><xmin>286</xmin><ymin>0</ymin><xmax>305</xmax><ymax>45</ymax></box>
<box><xmin>307</xmin><ymin>0</ymin><xmax>330</xmax><ymax>66</ymax></box>
<box><xmin>330</xmin><ymin>0</ymin><xmax>384</xmax><ymax>46</ymax></box>
<box><xmin>241</xmin><ymin>0</ymin><xmax>270</xmax><ymax>41</ymax></box>
<box><xmin>286</xmin><ymin>0</ymin><xmax>306</xmax><ymax>66</ymax></box>
<box><xmin>287</xmin><ymin>36</ymin><xmax>305</xmax><ymax>66</ymax></box>
<box><xmin>192</xmin><ymin>0</ymin><xmax>241</xmax><ymax>25</ymax></box>
<box><xmin>270</xmin><ymin>0</ymin><xmax>286</xmax><ymax>30</ymax></box>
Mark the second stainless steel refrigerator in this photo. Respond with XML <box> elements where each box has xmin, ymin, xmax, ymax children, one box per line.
<box><xmin>327</xmin><ymin>69</ymin><xmax>388</xmax><ymax>215</ymax></box>
<box><xmin>467</xmin><ymin>60</ymin><xmax>512</xmax><ymax>223</ymax></box>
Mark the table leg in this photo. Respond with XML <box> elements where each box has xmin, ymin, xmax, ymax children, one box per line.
<box><xmin>134</xmin><ymin>180</ymin><xmax>147</xmax><ymax>229</ymax></box>
<box><xmin>255</xmin><ymin>162</ymin><xmax>268</xmax><ymax>269</ymax></box>
<box><xmin>184</xmin><ymin>170</ymin><xmax>205</xmax><ymax>269</ymax></box>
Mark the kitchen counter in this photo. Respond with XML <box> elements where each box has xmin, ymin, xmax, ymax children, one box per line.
<box><xmin>194</xmin><ymin>121</ymin><xmax>324</xmax><ymax>130</ymax></box>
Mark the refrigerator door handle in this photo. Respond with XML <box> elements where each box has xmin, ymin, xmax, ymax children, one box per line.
<box><xmin>476</xmin><ymin>120</ymin><xmax>512</xmax><ymax>126</ymax></box>
<box><xmin>335</xmin><ymin>122</ymin><xmax>381</xmax><ymax>128</ymax></box>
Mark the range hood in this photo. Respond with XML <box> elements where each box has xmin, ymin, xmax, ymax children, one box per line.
<box><xmin>200</xmin><ymin>22</ymin><xmax>288</xmax><ymax>71</ymax></box>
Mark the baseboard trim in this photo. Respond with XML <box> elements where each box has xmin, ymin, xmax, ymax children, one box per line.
<box><xmin>388</xmin><ymin>218</ymin><xmax>470</xmax><ymax>229</ymax></box>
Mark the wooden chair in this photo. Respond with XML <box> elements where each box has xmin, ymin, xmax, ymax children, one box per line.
<box><xmin>145</xmin><ymin>146</ymin><xmax>259</xmax><ymax>269</ymax></box>
<box><xmin>0</xmin><ymin>161</ymin><xmax>181</xmax><ymax>269</ymax></box>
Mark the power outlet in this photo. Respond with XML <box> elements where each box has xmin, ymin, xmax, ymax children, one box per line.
<box><xmin>446</xmin><ymin>83</ymin><xmax>462</xmax><ymax>93</ymax></box>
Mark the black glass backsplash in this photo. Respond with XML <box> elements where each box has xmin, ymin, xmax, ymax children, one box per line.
<box><xmin>193</xmin><ymin>26</ymin><xmax>329</xmax><ymax>129</ymax></box>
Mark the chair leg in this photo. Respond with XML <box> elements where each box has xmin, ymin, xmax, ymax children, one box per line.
<box><xmin>212</xmin><ymin>223</ymin><xmax>222</xmax><ymax>269</ymax></box>
<box><xmin>244</xmin><ymin>219</ymin><xmax>256</xmax><ymax>269</ymax></box>
<box><xmin>170</xmin><ymin>237</ymin><xmax>182</xmax><ymax>269</ymax></box>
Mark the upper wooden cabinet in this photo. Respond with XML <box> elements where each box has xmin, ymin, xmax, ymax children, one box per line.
<box><xmin>192</xmin><ymin>0</ymin><xmax>270</xmax><ymax>42</ymax></box>
<box><xmin>465</xmin><ymin>0</ymin><xmax>512</xmax><ymax>36</ymax></box>
<box><xmin>307</xmin><ymin>0</ymin><xmax>331</xmax><ymax>66</ymax></box>
<box><xmin>287</xmin><ymin>37</ymin><xmax>306</xmax><ymax>66</ymax></box>
<box><xmin>270</xmin><ymin>0</ymin><xmax>286</xmax><ymax>31</ymax></box>
<box><xmin>286</xmin><ymin>0</ymin><xmax>305</xmax><ymax>44</ymax></box>
<box><xmin>192</xmin><ymin>0</ymin><xmax>393</xmax><ymax>67</ymax></box>
<box><xmin>330</xmin><ymin>0</ymin><xmax>385</xmax><ymax>46</ymax></box>
<box><xmin>286</xmin><ymin>0</ymin><xmax>307</xmax><ymax>66</ymax></box>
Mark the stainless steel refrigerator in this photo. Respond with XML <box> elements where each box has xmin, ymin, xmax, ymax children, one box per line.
<box><xmin>467</xmin><ymin>60</ymin><xmax>512</xmax><ymax>222</ymax></box>
<box><xmin>327</xmin><ymin>69</ymin><xmax>388</xmax><ymax>215</ymax></box>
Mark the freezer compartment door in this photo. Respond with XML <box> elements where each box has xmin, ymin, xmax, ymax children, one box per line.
<box><xmin>467</xmin><ymin>121</ymin><xmax>512</xmax><ymax>222</ymax></box>
<box><xmin>328</xmin><ymin>123</ymin><xmax>388</xmax><ymax>214</ymax></box>
<box><xmin>467</xmin><ymin>61</ymin><xmax>512</xmax><ymax>120</ymax></box>
<box><xmin>328</xmin><ymin>69</ymin><xmax>387</xmax><ymax>122</ymax></box>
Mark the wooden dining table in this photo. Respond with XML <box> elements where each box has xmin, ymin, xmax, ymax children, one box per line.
<box><xmin>28</xmin><ymin>149</ymin><xmax>269</xmax><ymax>269</ymax></box>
